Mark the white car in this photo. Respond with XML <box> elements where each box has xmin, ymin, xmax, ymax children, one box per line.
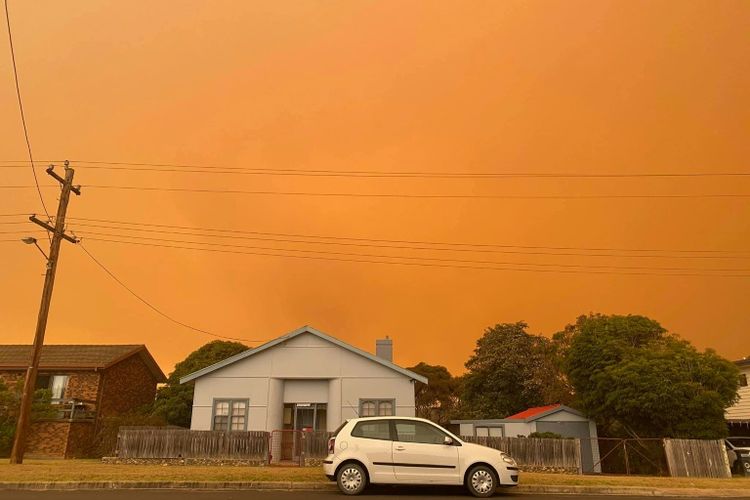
<box><xmin>323</xmin><ymin>417</ymin><xmax>519</xmax><ymax>497</ymax></box>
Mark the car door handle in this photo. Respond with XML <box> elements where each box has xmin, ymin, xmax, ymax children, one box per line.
<box><xmin>394</xmin><ymin>446</ymin><xmax>406</xmax><ymax>451</ymax></box>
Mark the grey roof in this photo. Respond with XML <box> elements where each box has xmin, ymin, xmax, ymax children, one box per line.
<box><xmin>735</xmin><ymin>357</ymin><xmax>750</xmax><ymax>367</ymax></box>
<box><xmin>451</xmin><ymin>405</ymin><xmax>587</xmax><ymax>425</ymax></box>
<box><xmin>180</xmin><ymin>326</ymin><xmax>428</xmax><ymax>385</ymax></box>
<box><xmin>0</xmin><ymin>344</ymin><xmax>166</xmax><ymax>382</ymax></box>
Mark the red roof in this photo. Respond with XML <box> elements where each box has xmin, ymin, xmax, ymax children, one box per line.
<box><xmin>506</xmin><ymin>404</ymin><xmax>561</xmax><ymax>420</ymax></box>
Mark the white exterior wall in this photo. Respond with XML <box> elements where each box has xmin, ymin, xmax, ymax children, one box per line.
<box><xmin>190</xmin><ymin>332</ymin><xmax>416</xmax><ymax>431</ymax></box>
<box><xmin>726</xmin><ymin>365</ymin><xmax>750</xmax><ymax>420</ymax></box>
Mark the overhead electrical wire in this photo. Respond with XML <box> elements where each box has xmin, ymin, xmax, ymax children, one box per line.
<box><xmin>73</xmin><ymin>229</ymin><xmax>750</xmax><ymax>272</ymax></box>
<box><xmin>77</xmin><ymin>243</ymin><xmax>264</xmax><ymax>344</ymax></box>
<box><xmin>64</xmin><ymin>220</ymin><xmax>750</xmax><ymax>260</ymax></box>
<box><xmin>2</xmin><ymin>2</ymin><xmax>50</xmax><ymax>219</ymax></box>
<box><xmin>1</xmin><ymin>160</ymin><xmax>749</xmax><ymax>179</ymax></box>
<box><xmin>6</xmin><ymin>184</ymin><xmax>750</xmax><ymax>199</ymax></box>
<box><xmin>79</xmin><ymin>236</ymin><xmax>750</xmax><ymax>278</ymax></box>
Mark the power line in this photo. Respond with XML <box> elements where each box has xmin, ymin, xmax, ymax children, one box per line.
<box><xmin>8</xmin><ymin>183</ymin><xmax>750</xmax><ymax>199</ymax></box>
<box><xmin>49</xmin><ymin>216</ymin><xmax>750</xmax><ymax>254</ymax></box>
<box><xmin>73</xmin><ymin>229</ymin><xmax>750</xmax><ymax>272</ymax></box>
<box><xmin>2</xmin><ymin>160</ymin><xmax>749</xmax><ymax>180</ymax></box>
<box><xmin>2</xmin><ymin>1</ymin><xmax>49</xmax><ymax>218</ymax></box>
<box><xmin>65</xmin><ymin>220</ymin><xmax>750</xmax><ymax>260</ymax></box>
<box><xmin>77</xmin><ymin>243</ymin><xmax>262</xmax><ymax>344</ymax></box>
<box><xmin>79</xmin><ymin>235</ymin><xmax>750</xmax><ymax>278</ymax></box>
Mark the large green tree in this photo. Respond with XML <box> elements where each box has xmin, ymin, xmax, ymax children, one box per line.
<box><xmin>460</xmin><ymin>322</ymin><xmax>572</xmax><ymax>418</ymax></box>
<box><xmin>407</xmin><ymin>362</ymin><xmax>459</xmax><ymax>424</ymax></box>
<box><xmin>151</xmin><ymin>340</ymin><xmax>248</xmax><ymax>427</ymax></box>
<box><xmin>555</xmin><ymin>314</ymin><xmax>739</xmax><ymax>438</ymax></box>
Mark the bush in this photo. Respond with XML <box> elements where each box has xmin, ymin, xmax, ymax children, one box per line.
<box><xmin>528</xmin><ymin>431</ymin><xmax>565</xmax><ymax>439</ymax></box>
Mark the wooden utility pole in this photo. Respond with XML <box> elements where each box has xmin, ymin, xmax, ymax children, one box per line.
<box><xmin>9</xmin><ymin>162</ymin><xmax>80</xmax><ymax>464</ymax></box>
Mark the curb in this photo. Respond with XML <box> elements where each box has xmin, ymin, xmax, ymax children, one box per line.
<box><xmin>0</xmin><ymin>481</ymin><xmax>749</xmax><ymax>497</ymax></box>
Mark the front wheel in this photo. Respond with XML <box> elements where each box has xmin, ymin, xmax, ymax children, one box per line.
<box><xmin>336</xmin><ymin>462</ymin><xmax>367</xmax><ymax>495</ymax></box>
<box><xmin>466</xmin><ymin>464</ymin><xmax>497</xmax><ymax>498</ymax></box>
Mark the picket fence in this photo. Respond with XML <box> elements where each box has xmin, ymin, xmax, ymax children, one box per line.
<box><xmin>462</xmin><ymin>436</ymin><xmax>582</xmax><ymax>472</ymax></box>
<box><xmin>664</xmin><ymin>438</ymin><xmax>731</xmax><ymax>478</ymax></box>
<box><xmin>116</xmin><ymin>428</ymin><xmax>268</xmax><ymax>459</ymax></box>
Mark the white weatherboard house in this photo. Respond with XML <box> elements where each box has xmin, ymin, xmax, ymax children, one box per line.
<box><xmin>726</xmin><ymin>357</ymin><xmax>750</xmax><ymax>434</ymax></box>
<box><xmin>181</xmin><ymin>326</ymin><xmax>427</xmax><ymax>439</ymax></box>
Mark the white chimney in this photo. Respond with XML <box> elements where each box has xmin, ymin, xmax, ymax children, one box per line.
<box><xmin>376</xmin><ymin>336</ymin><xmax>393</xmax><ymax>363</ymax></box>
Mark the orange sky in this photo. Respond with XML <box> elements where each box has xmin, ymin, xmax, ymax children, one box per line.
<box><xmin>1</xmin><ymin>0</ymin><xmax>748</xmax><ymax>376</ymax></box>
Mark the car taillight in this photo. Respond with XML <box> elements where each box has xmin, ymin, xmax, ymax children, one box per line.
<box><xmin>327</xmin><ymin>437</ymin><xmax>335</xmax><ymax>454</ymax></box>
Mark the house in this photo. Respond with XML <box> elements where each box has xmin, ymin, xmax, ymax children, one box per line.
<box><xmin>180</xmin><ymin>326</ymin><xmax>427</xmax><ymax>460</ymax></box>
<box><xmin>726</xmin><ymin>357</ymin><xmax>750</xmax><ymax>434</ymax></box>
<box><xmin>451</xmin><ymin>404</ymin><xmax>601</xmax><ymax>473</ymax></box>
<box><xmin>0</xmin><ymin>344</ymin><xmax>166</xmax><ymax>458</ymax></box>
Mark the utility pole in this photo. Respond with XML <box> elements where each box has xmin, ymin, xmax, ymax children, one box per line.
<box><xmin>10</xmin><ymin>162</ymin><xmax>81</xmax><ymax>464</ymax></box>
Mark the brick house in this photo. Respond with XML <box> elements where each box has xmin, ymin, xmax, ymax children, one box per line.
<box><xmin>0</xmin><ymin>345</ymin><xmax>166</xmax><ymax>458</ymax></box>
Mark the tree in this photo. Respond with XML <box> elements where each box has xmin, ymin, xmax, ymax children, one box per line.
<box><xmin>460</xmin><ymin>322</ymin><xmax>572</xmax><ymax>419</ymax></box>
<box><xmin>407</xmin><ymin>362</ymin><xmax>459</xmax><ymax>424</ymax></box>
<box><xmin>556</xmin><ymin>313</ymin><xmax>739</xmax><ymax>438</ymax></box>
<box><xmin>0</xmin><ymin>380</ymin><xmax>57</xmax><ymax>457</ymax></box>
<box><xmin>151</xmin><ymin>340</ymin><xmax>248</xmax><ymax>427</ymax></box>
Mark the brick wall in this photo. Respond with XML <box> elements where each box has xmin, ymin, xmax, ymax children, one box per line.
<box><xmin>26</xmin><ymin>421</ymin><xmax>70</xmax><ymax>458</ymax></box>
<box><xmin>65</xmin><ymin>421</ymin><xmax>96</xmax><ymax>458</ymax></box>
<box><xmin>99</xmin><ymin>354</ymin><xmax>158</xmax><ymax>417</ymax></box>
<box><xmin>0</xmin><ymin>370</ymin><xmax>25</xmax><ymax>389</ymax></box>
<box><xmin>65</xmin><ymin>371</ymin><xmax>101</xmax><ymax>401</ymax></box>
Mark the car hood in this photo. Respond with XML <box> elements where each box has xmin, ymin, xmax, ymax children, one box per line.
<box><xmin>460</xmin><ymin>441</ymin><xmax>507</xmax><ymax>460</ymax></box>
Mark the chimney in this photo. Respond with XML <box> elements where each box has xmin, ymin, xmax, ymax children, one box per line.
<box><xmin>376</xmin><ymin>336</ymin><xmax>393</xmax><ymax>363</ymax></box>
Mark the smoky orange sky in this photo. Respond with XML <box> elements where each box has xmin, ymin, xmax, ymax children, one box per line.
<box><xmin>1</xmin><ymin>1</ymin><xmax>748</xmax><ymax>377</ymax></box>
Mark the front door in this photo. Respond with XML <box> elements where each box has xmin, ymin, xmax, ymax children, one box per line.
<box><xmin>391</xmin><ymin>420</ymin><xmax>460</xmax><ymax>484</ymax></box>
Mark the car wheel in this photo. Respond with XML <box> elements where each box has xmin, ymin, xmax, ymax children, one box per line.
<box><xmin>466</xmin><ymin>464</ymin><xmax>497</xmax><ymax>498</ymax></box>
<box><xmin>337</xmin><ymin>462</ymin><xmax>367</xmax><ymax>496</ymax></box>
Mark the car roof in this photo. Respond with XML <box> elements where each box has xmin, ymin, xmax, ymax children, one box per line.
<box><xmin>348</xmin><ymin>416</ymin><xmax>440</xmax><ymax>424</ymax></box>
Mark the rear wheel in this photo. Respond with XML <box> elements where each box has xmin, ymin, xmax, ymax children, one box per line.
<box><xmin>466</xmin><ymin>464</ymin><xmax>497</xmax><ymax>498</ymax></box>
<box><xmin>336</xmin><ymin>462</ymin><xmax>367</xmax><ymax>495</ymax></box>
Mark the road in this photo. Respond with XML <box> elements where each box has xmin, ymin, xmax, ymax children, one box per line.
<box><xmin>0</xmin><ymin>490</ymin><xmax>724</xmax><ymax>500</ymax></box>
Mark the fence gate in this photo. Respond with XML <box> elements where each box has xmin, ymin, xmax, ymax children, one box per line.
<box><xmin>269</xmin><ymin>430</ymin><xmax>332</xmax><ymax>466</ymax></box>
<box><xmin>664</xmin><ymin>439</ymin><xmax>731</xmax><ymax>478</ymax></box>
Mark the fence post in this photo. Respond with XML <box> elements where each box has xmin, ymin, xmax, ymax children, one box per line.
<box><xmin>623</xmin><ymin>440</ymin><xmax>630</xmax><ymax>475</ymax></box>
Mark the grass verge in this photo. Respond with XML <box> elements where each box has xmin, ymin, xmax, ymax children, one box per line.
<box><xmin>0</xmin><ymin>460</ymin><xmax>748</xmax><ymax>490</ymax></box>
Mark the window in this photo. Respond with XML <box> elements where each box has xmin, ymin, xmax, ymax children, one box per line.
<box><xmin>212</xmin><ymin>399</ymin><xmax>248</xmax><ymax>431</ymax></box>
<box><xmin>359</xmin><ymin>399</ymin><xmax>395</xmax><ymax>417</ymax></box>
<box><xmin>394</xmin><ymin>420</ymin><xmax>448</xmax><ymax>444</ymax></box>
<box><xmin>35</xmin><ymin>374</ymin><xmax>68</xmax><ymax>401</ymax></box>
<box><xmin>351</xmin><ymin>420</ymin><xmax>392</xmax><ymax>440</ymax></box>
<box><xmin>740</xmin><ymin>374</ymin><xmax>748</xmax><ymax>387</ymax></box>
<box><xmin>476</xmin><ymin>426</ymin><xmax>504</xmax><ymax>437</ymax></box>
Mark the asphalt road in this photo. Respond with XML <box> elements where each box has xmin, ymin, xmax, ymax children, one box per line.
<box><xmin>0</xmin><ymin>490</ymin><xmax>724</xmax><ymax>500</ymax></box>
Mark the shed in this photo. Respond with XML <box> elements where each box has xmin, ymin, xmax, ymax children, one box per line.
<box><xmin>452</xmin><ymin>404</ymin><xmax>601</xmax><ymax>473</ymax></box>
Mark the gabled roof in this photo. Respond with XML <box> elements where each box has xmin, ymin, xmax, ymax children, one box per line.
<box><xmin>180</xmin><ymin>326</ymin><xmax>428</xmax><ymax>385</ymax></box>
<box><xmin>506</xmin><ymin>404</ymin><xmax>562</xmax><ymax>420</ymax></box>
<box><xmin>451</xmin><ymin>404</ymin><xmax>587</xmax><ymax>425</ymax></box>
<box><xmin>0</xmin><ymin>344</ymin><xmax>166</xmax><ymax>382</ymax></box>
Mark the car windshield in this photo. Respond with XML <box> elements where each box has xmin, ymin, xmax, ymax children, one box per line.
<box><xmin>728</xmin><ymin>438</ymin><xmax>750</xmax><ymax>448</ymax></box>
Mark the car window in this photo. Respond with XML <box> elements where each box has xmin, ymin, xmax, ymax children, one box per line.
<box><xmin>351</xmin><ymin>420</ymin><xmax>392</xmax><ymax>440</ymax></box>
<box><xmin>728</xmin><ymin>438</ymin><xmax>750</xmax><ymax>448</ymax></box>
<box><xmin>394</xmin><ymin>420</ymin><xmax>448</xmax><ymax>444</ymax></box>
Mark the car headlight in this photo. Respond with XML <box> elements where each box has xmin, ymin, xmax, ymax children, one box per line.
<box><xmin>502</xmin><ymin>456</ymin><xmax>517</xmax><ymax>466</ymax></box>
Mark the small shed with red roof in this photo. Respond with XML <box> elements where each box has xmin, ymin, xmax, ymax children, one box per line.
<box><xmin>451</xmin><ymin>404</ymin><xmax>601</xmax><ymax>473</ymax></box>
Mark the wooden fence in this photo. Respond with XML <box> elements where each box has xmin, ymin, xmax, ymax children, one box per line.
<box><xmin>664</xmin><ymin>439</ymin><xmax>731</xmax><ymax>478</ymax></box>
<box><xmin>116</xmin><ymin>428</ymin><xmax>269</xmax><ymax>460</ymax></box>
<box><xmin>462</xmin><ymin>436</ymin><xmax>582</xmax><ymax>472</ymax></box>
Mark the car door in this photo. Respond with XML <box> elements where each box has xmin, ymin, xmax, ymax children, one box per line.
<box><xmin>349</xmin><ymin>419</ymin><xmax>396</xmax><ymax>483</ymax></box>
<box><xmin>391</xmin><ymin>420</ymin><xmax>460</xmax><ymax>484</ymax></box>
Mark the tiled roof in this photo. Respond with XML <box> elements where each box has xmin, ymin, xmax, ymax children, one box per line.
<box><xmin>506</xmin><ymin>404</ymin><xmax>562</xmax><ymax>420</ymax></box>
<box><xmin>0</xmin><ymin>344</ymin><xmax>166</xmax><ymax>381</ymax></box>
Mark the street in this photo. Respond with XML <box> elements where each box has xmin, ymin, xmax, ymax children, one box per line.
<box><xmin>0</xmin><ymin>491</ymin><xmax>725</xmax><ymax>500</ymax></box>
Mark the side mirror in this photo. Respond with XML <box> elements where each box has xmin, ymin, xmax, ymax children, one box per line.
<box><xmin>444</xmin><ymin>436</ymin><xmax>454</xmax><ymax>446</ymax></box>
